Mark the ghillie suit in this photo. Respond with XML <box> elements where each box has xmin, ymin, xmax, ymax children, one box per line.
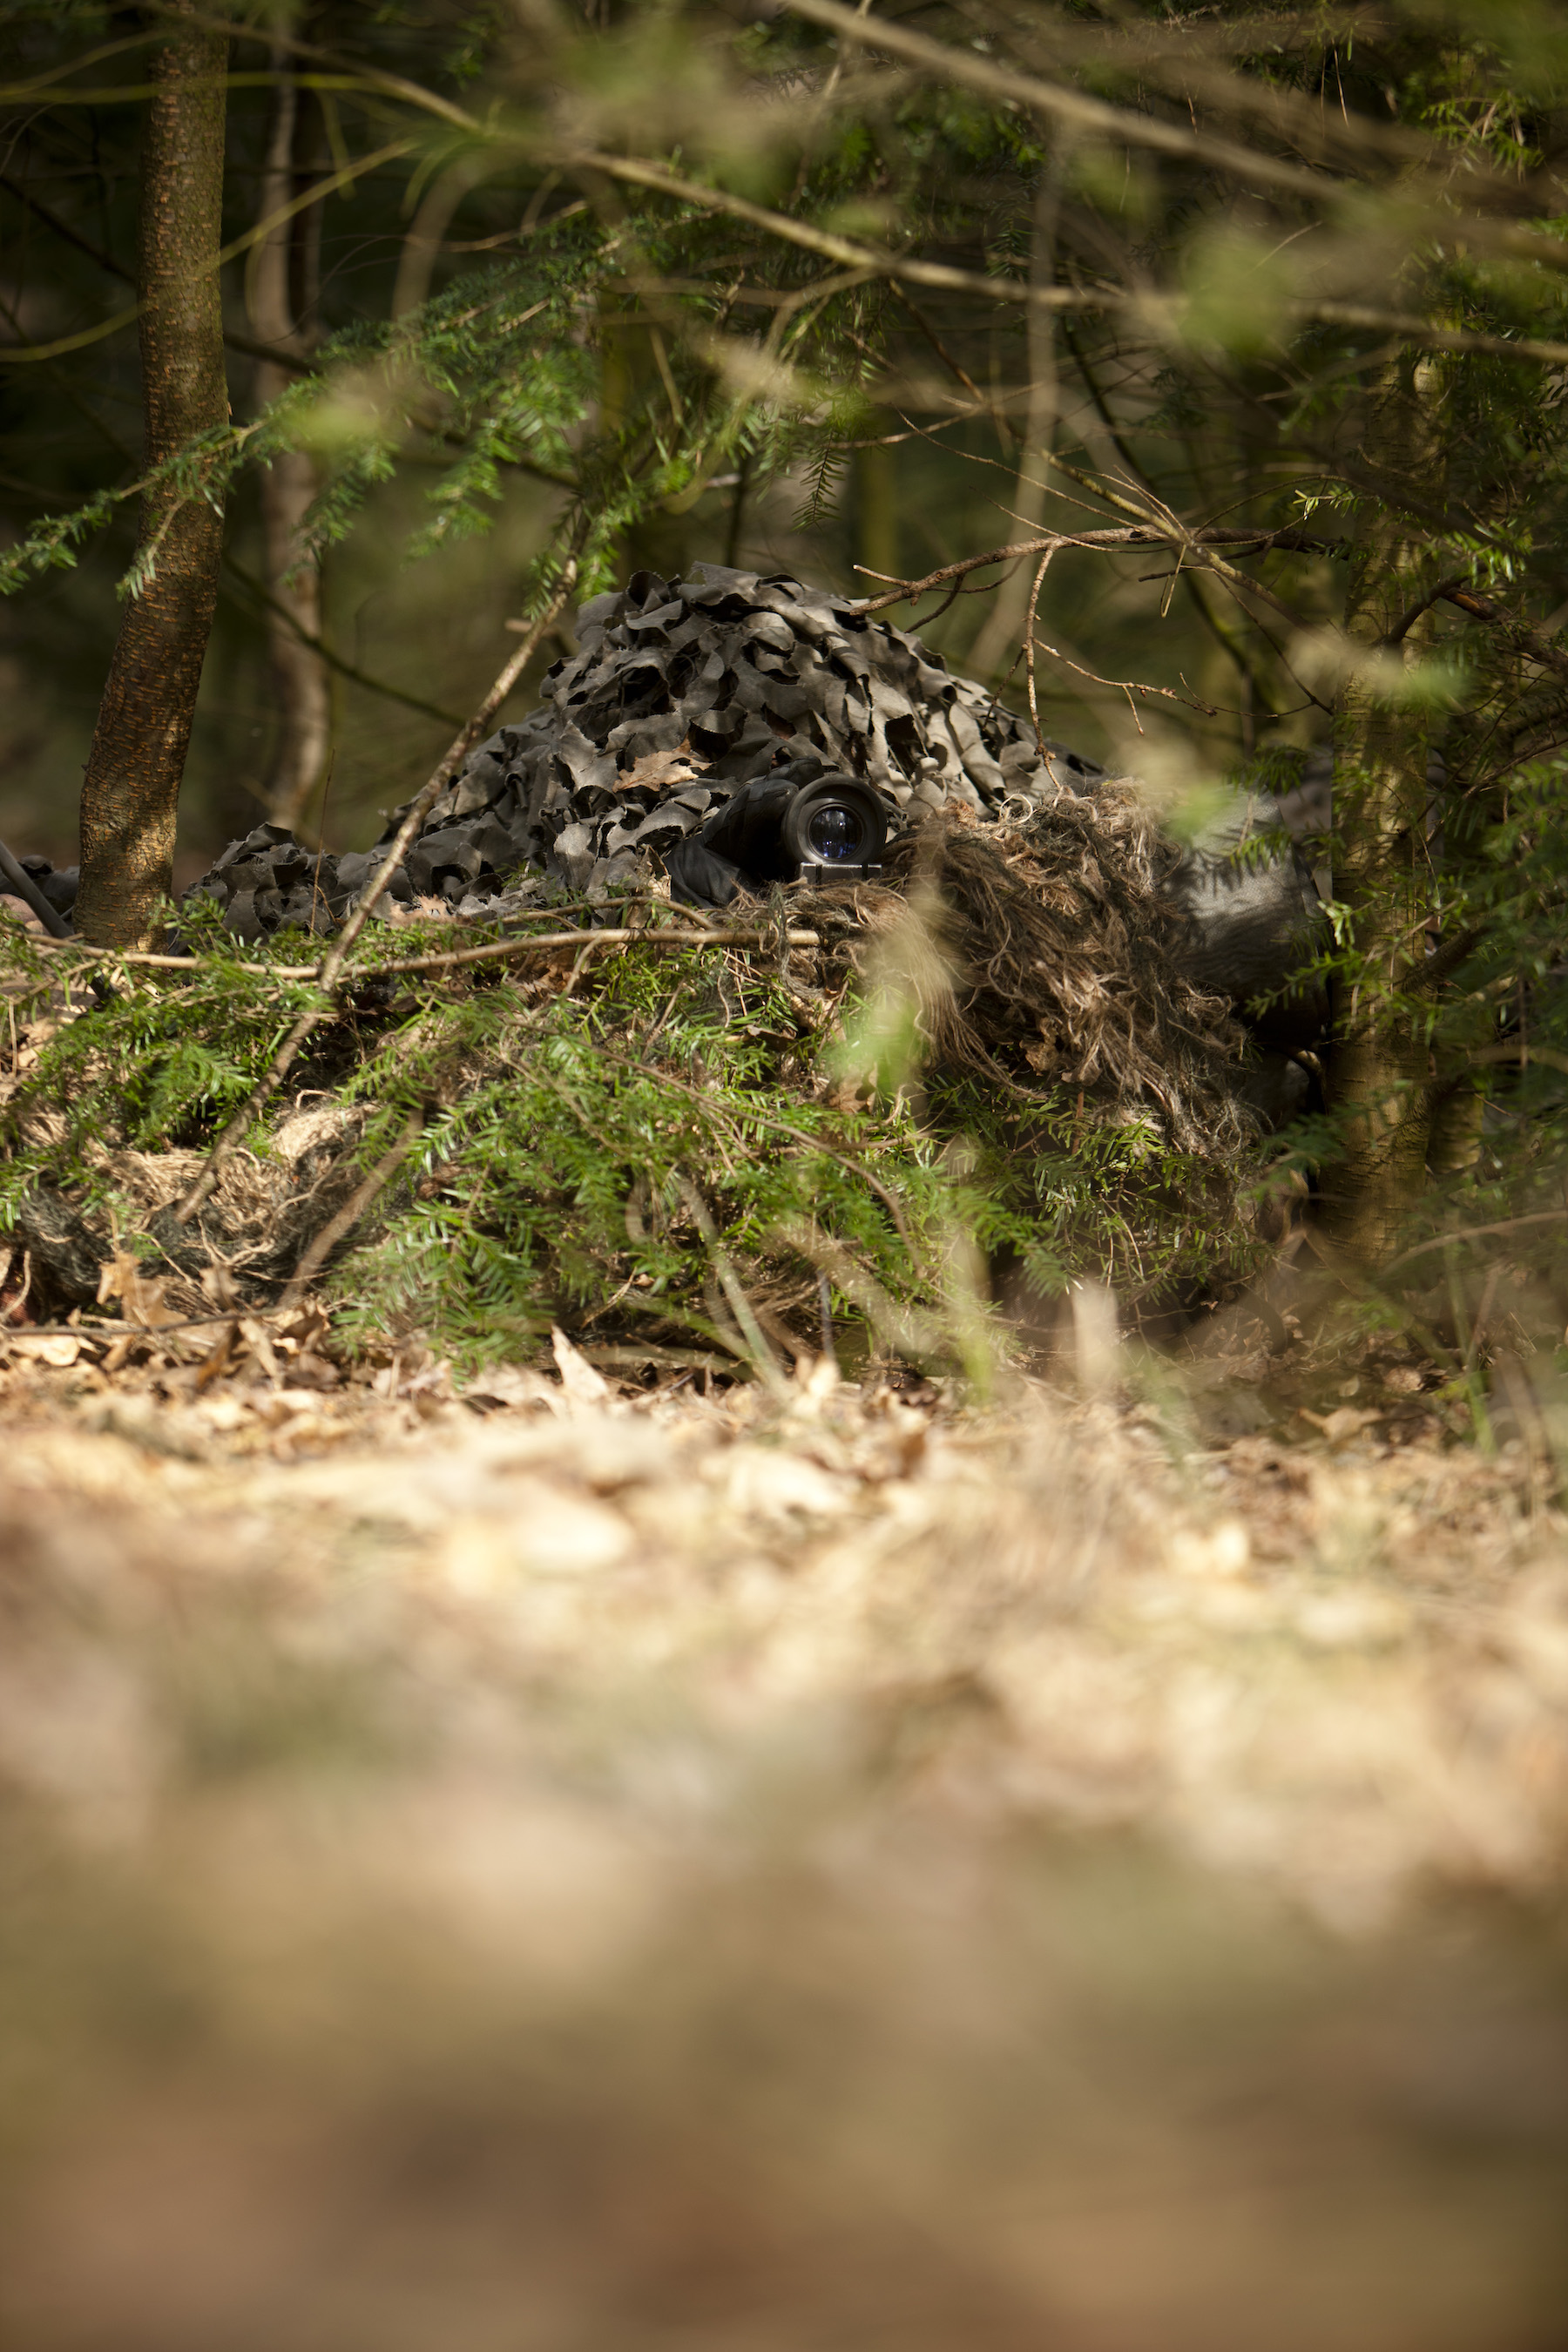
<box><xmin>187</xmin><ymin>563</ymin><xmax>1107</xmax><ymax>931</ymax></box>
<box><xmin>178</xmin><ymin>564</ymin><xmax>1324</xmax><ymax>1095</ymax></box>
<box><xmin>13</xmin><ymin>1105</ymin><xmax>370</xmax><ymax>1309</ymax></box>
<box><xmin>868</xmin><ymin>794</ymin><xmax>1251</xmax><ymax>1163</ymax></box>
<box><xmin>3</xmin><ymin>570</ymin><xmax>1271</xmax><ymax>1342</ymax></box>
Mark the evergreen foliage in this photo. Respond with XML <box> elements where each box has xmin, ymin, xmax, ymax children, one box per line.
<box><xmin>10</xmin><ymin>0</ymin><xmax>1568</xmax><ymax>1292</ymax></box>
<box><xmin>0</xmin><ymin>906</ymin><xmax>1261</xmax><ymax>1373</ymax></box>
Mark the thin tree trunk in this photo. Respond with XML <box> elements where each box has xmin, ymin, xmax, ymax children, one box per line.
<box><xmin>1322</xmin><ymin>354</ymin><xmax>1447</xmax><ymax>1260</ymax></box>
<box><xmin>854</xmin><ymin>422</ymin><xmax>899</xmax><ymax>595</ymax></box>
<box><xmin>75</xmin><ymin>3</ymin><xmax>229</xmax><ymax>949</ymax></box>
<box><xmin>249</xmin><ymin>51</ymin><xmax>328</xmax><ymax>833</ymax></box>
<box><xmin>967</xmin><ymin>157</ymin><xmax>1061</xmax><ymax>681</ymax></box>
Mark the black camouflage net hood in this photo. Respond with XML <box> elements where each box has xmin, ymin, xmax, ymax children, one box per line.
<box><xmin>190</xmin><ymin>562</ymin><xmax>1105</xmax><ymax>934</ymax></box>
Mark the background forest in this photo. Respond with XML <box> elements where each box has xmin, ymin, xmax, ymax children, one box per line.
<box><xmin>10</xmin><ymin>0</ymin><xmax>1568</xmax><ymax>1275</ymax></box>
<box><xmin>7</xmin><ymin>10</ymin><xmax>1568</xmax><ymax>2349</ymax></box>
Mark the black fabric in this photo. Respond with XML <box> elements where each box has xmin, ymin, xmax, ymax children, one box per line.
<box><xmin>666</xmin><ymin>837</ymin><xmax>746</xmax><ymax>909</ymax></box>
<box><xmin>185</xmin><ymin>565</ymin><xmax>1107</xmax><ymax>936</ymax></box>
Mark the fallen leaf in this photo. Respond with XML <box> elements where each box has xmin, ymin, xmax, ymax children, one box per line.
<box><xmin>193</xmin><ymin>1321</ymin><xmax>240</xmax><ymax>1392</ymax></box>
<box><xmin>551</xmin><ymin>1326</ymin><xmax>612</xmax><ymax>1405</ymax></box>
<box><xmin>616</xmin><ymin>740</ymin><xmax>706</xmax><ymax>794</ymax></box>
<box><xmin>97</xmin><ymin>1250</ymin><xmax>180</xmax><ymax>1330</ymax></box>
<box><xmin>7</xmin><ymin>1332</ymin><xmax>80</xmax><ymax>1366</ymax></box>
<box><xmin>1299</xmin><ymin>1405</ymin><xmax>1384</xmax><ymax>1445</ymax></box>
<box><xmin>463</xmin><ymin>1363</ymin><xmax>557</xmax><ymax>1411</ymax></box>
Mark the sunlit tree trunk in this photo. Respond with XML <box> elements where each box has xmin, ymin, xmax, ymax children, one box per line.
<box><xmin>250</xmin><ymin>51</ymin><xmax>328</xmax><ymax>832</ymax></box>
<box><xmin>1323</xmin><ymin>354</ymin><xmax>1448</xmax><ymax>1260</ymax></box>
<box><xmin>855</xmin><ymin>424</ymin><xmax>899</xmax><ymax>596</ymax></box>
<box><xmin>75</xmin><ymin>1</ymin><xmax>228</xmax><ymax>948</ymax></box>
<box><xmin>967</xmin><ymin>156</ymin><xmax>1060</xmax><ymax>681</ymax></box>
<box><xmin>600</xmin><ymin>281</ymin><xmax>693</xmax><ymax>586</ymax></box>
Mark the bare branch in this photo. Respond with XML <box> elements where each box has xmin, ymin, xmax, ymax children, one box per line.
<box><xmin>33</xmin><ymin>924</ymin><xmax>824</xmax><ymax>981</ymax></box>
<box><xmin>780</xmin><ymin>0</ymin><xmax>1339</xmax><ymax>202</ymax></box>
<box><xmin>173</xmin><ymin>568</ymin><xmax>578</xmax><ymax>1226</ymax></box>
<box><xmin>1439</xmin><ymin>587</ymin><xmax>1568</xmax><ymax>684</ymax></box>
<box><xmin>852</xmin><ymin>522</ymin><xmax>1340</xmax><ymax>615</ymax></box>
<box><xmin>1029</xmin><ymin>632</ymin><xmax>1221</xmax><ymax>722</ymax></box>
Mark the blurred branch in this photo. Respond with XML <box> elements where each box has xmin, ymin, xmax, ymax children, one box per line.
<box><xmin>1181</xmin><ymin>571</ymin><xmax>1288</xmax><ymax>720</ymax></box>
<box><xmin>219</xmin><ymin>555</ymin><xmax>464</xmax><ymax>730</ymax></box>
<box><xmin>984</xmin><ymin>5</ymin><xmax>1434</xmax><ymax>172</ymax></box>
<box><xmin>0</xmin><ymin>171</ymin><xmax>134</xmax><ymax>280</ymax></box>
<box><xmin>566</xmin><ymin>146</ymin><xmax>1118</xmax><ymax>321</ymax></box>
<box><xmin>785</xmin><ymin>0</ymin><xmax>1568</xmax><ymax>260</ymax></box>
<box><xmin>0</xmin><ymin>178</ymin><xmax>319</xmax><ymax>375</ymax></box>
<box><xmin>0</xmin><ymin>133</ymin><xmax>414</xmax><ymax>365</ymax></box>
<box><xmin>853</xmin><ymin>522</ymin><xmax>1340</xmax><ymax>614</ymax></box>
<box><xmin>1382</xmin><ymin>1209</ymin><xmax>1568</xmax><ymax>1279</ymax></box>
<box><xmin>577</xmin><ymin>146</ymin><xmax>1568</xmax><ymax>368</ymax></box>
<box><xmin>221</xmin><ymin>327</ymin><xmax>318</xmax><ymax>375</ymax></box>
<box><xmin>1437</xmin><ymin>586</ymin><xmax>1568</xmax><ymax>684</ymax></box>
<box><xmin>781</xmin><ymin>0</ymin><xmax>1340</xmax><ymax>201</ymax></box>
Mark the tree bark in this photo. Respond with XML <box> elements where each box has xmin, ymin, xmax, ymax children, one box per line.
<box><xmin>1322</xmin><ymin>354</ymin><xmax>1447</xmax><ymax>1260</ymax></box>
<box><xmin>249</xmin><ymin>51</ymin><xmax>328</xmax><ymax>833</ymax></box>
<box><xmin>967</xmin><ymin>157</ymin><xmax>1061</xmax><ymax>681</ymax></box>
<box><xmin>854</xmin><ymin>423</ymin><xmax>899</xmax><ymax>598</ymax></box>
<box><xmin>75</xmin><ymin>3</ymin><xmax>229</xmax><ymax>948</ymax></box>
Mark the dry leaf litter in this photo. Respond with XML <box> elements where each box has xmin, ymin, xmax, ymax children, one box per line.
<box><xmin>1</xmin><ymin>1321</ymin><xmax>1566</xmax><ymax>2349</ymax></box>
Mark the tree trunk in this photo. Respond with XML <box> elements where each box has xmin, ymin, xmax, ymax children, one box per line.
<box><xmin>250</xmin><ymin>51</ymin><xmax>328</xmax><ymax>834</ymax></box>
<box><xmin>967</xmin><ymin>158</ymin><xmax>1060</xmax><ymax>681</ymax></box>
<box><xmin>854</xmin><ymin>424</ymin><xmax>899</xmax><ymax>597</ymax></box>
<box><xmin>1322</xmin><ymin>354</ymin><xmax>1447</xmax><ymax>1260</ymax></box>
<box><xmin>75</xmin><ymin>3</ymin><xmax>229</xmax><ymax>949</ymax></box>
<box><xmin>599</xmin><ymin>283</ymin><xmax>693</xmax><ymax>588</ymax></box>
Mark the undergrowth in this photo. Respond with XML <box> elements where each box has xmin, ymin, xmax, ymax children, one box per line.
<box><xmin>0</xmin><ymin>900</ymin><xmax>1265</xmax><ymax>1375</ymax></box>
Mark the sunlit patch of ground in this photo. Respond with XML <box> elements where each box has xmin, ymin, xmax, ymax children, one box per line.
<box><xmin>2</xmin><ymin>1345</ymin><xmax>1566</xmax><ymax>2349</ymax></box>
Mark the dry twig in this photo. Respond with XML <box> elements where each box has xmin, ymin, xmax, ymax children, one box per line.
<box><xmin>173</xmin><ymin>570</ymin><xmax>578</xmax><ymax>1226</ymax></box>
<box><xmin>43</xmin><ymin>923</ymin><xmax>821</xmax><ymax>982</ymax></box>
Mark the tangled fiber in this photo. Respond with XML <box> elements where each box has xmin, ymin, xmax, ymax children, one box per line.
<box><xmin>11</xmin><ymin>1105</ymin><xmax>371</xmax><ymax>1316</ymax></box>
<box><xmin>861</xmin><ymin>795</ymin><xmax>1249</xmax><ymax>1157</ymax></box>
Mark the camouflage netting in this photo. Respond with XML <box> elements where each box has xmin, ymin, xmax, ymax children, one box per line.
<box><xmin>0</xmin><ymin>565</ymin><xmax>1307</xmax><ymax>1325</ymax></box>
<box><xmin>187</xmin><ymin>563</ymin><xmax>1107</xmax><ymax>933</ymax></box>
<box><xmin>6</xmin><ymin>564</ymin><xmax>1327</xmax><ymax>1082</ymax></box>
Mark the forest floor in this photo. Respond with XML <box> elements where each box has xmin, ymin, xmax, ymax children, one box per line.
<box><xmin>3</xmin><ymin>1332</ymin><xmax>1568</xmax><ymax>2349</ymax></box>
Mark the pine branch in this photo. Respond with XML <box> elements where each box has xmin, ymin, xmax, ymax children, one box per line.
<box><xmin>172</xmin><ymin>567</ymin><xmax>578</xmax><ymax>1225</ymax></box>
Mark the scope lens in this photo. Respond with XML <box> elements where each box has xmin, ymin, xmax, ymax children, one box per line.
<box><xmin>807</xmin><ymin>801</ymin><xmax>864</xmax><ymax>861</ymax></box>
